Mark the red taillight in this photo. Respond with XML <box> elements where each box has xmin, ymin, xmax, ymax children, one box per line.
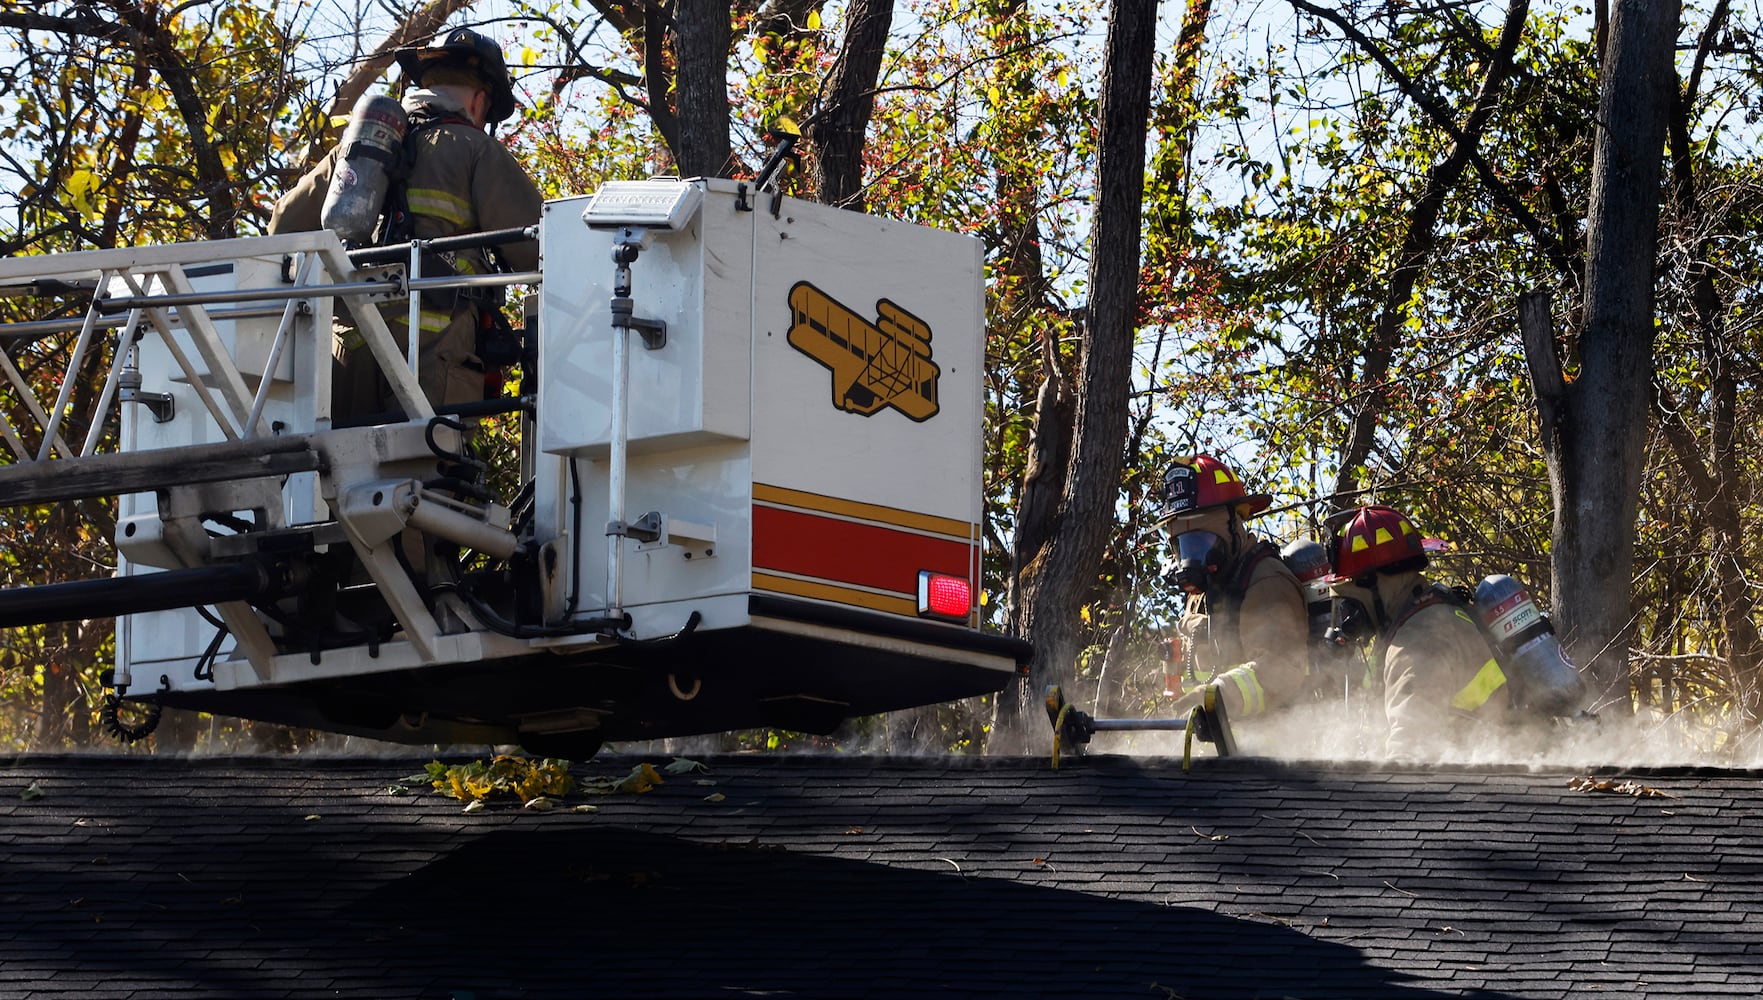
<box><xmin>917</xmin><ymin>571</ymin><xmax>971</xmax><ymax>620</ymax></box>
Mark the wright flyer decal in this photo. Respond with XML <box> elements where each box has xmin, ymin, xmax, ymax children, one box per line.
<box><xmin>786</xmin><ymin>281</ymin><xmax>941</xmax><ymax>421</ymax></box>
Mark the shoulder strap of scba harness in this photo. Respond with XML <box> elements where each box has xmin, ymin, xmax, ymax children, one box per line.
<box><xmin>1225</xmin><ymin>540</ymin><xmax>1280</xmax><ymax>600</ymax></box>
<box><xmin>376</xmin><ymin>109</ymin><xmax>475</xmax><ymax>247</ymax></box>
<box><xmin>1379</xmin><ymin>582</ymin><xmax>1458</xmax><ymax>648</ymax></box>
<box><xmin>1376</xmin><ymin>583</ymin><xmax>1509</xmax><ymax>706</ymax></box>
<box><xmin>1207</xmin><ymin>540</ymin><xmax>1283</xmax><ymax>647</ymax></box>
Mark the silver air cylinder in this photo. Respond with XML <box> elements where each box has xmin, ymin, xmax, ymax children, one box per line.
<box><xmin>1475</xmin><ymin>574</ymin><xmax>1587</xmax><ymax>717</ymax></box>
<box><xmin>320</xmin><ymin>94</ymin><xmax>408</xmax><ymax>245</ymax></box>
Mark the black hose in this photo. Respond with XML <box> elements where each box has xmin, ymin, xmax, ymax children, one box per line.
<box><xmin>439</xmin><ymin>577</ymin><xmax>626</xmax><ymax>639</ymax></box>
<box><xmin>101</xmin><ymin>676</ymin><xmax>167</xmax><ymax>744</ymax></box>
<box><xmin>346</xmin><ymin>226</ymin><xmax>539</xmax><ymax>267</ymax></box>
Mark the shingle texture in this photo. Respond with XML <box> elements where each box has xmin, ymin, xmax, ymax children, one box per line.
<box><xmin>1</xmin><ymin>752</ymin><xmax>1759</xmax><ymax>999</ymax></box>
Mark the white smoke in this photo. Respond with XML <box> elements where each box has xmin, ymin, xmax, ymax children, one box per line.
<box><xmin>1084</xmin><ymin>695</ymin><xmax>1763</xmax><ymax>769</ymax></box>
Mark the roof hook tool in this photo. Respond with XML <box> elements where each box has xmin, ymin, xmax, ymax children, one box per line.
<box><xmin>1044</xmin><ymin>684</ymin><xmax>1236</xmax><ymax>771</ymax></box>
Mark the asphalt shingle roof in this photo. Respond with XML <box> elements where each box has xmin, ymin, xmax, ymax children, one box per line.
<box><xmin>2</xmin><ymin>752</ymin><xmax>1759</xmax><ymax>999</ymax></box>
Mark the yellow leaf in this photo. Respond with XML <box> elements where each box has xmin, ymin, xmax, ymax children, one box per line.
<box><xmin>775</xmin><ymin>115</ymin><xmax>801</xmax><ymax>136</ymax></box>
<box><xmin>806</xmin><ymin>9</ymin><xmax>822</xmax><ymax>29</ymax></box>
<box><xmin>520</xmin><ymin>46</ymin><xmax>538</xmax><ymax>67</ymax></box>
<box><xmin>615</xmin><ymin>762</ymin><xmax>664</xmax><ymax>794</ymax></box>
<box><xmin>64</xmin><ymin>169</ymin><xmax>100</xmax><ymax>221</ymax></box>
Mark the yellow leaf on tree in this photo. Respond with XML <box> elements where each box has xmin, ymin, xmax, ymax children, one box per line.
<box><xmin>806</xmin><ymin>9</ymin><xmax>822</xmax><ymax>29</ymax></box>
<box><xmin>64</xmin><ymin>169</ymin><xmax>100</xmax><ymax>221</ymax></box>
<box><xmin>520</xmin><ymin>46</ymin><xmax>538</xmax><ymax>67</ymax></box>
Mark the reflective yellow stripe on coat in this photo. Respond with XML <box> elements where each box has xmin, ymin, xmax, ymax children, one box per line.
<box><xmin>1450</xmin><ymin>657</ymin><xmax>1508</xmax><ymax>712</ymax></box>
<box><xmin>406</xmin><ymin>186</ymin><xmax>473</xmax><ymax>228</ymax></box>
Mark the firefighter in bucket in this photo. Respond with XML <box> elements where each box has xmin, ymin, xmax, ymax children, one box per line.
<box><xmin>270</xmin><ymin>26</ymin><xmax>544</xmax><ymax>418</ymax></box>
<box><xmin>1158</xmin><ymin>455</ymin><xmax>1311</xmax><ymax>727</ymax></box>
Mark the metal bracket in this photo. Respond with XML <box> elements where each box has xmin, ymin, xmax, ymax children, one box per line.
<box><xmin>607</xmin><ymin>511</ymin><xmax>663</xmax><ymax>543</ymax></box>
<box><xmin>632</xmin><ymin>512</ymin><xmax>716</xmax><ymax>558</ymax></box>
<box><xmin>611</xmin><ymin>297</ymin><xmax>666</xmax><ymax>350</ymax></box>
<box><xmin>118</xmin><ymin>367</ymin><xmax>175</xmax><ymax>423</ymax></box>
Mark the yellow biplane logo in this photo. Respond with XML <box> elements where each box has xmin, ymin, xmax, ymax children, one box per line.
<box><xmin>786</xmin><ymin>282</ymin><xmax>940</xmax><ymax>422</ymax></box>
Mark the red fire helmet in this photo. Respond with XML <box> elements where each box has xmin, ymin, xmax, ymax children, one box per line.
<box><xmin>1158</xmin><ymin>454</ymin><xmax>1272</xmax><ymax>521</ymax></box>
<box><xmin>1325</xmin><ymin>505</ymin><xmax>1427</xmax><ymax>582</ymax></box>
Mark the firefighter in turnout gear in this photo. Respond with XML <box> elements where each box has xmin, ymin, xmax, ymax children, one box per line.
<box><xmin>1324</xmin><ymin>505</ymin><xmax>1514</xmax><ymax>758</ymax></box>
<box><xmin>269</xmin><ymin>27</ymin><xmax>544</xmax><ymax>417</ymax></box>
<box><xmin>1159</xmin><ymin>455</ymin><xmax>1310</xmax><ymax>723</ymax></box>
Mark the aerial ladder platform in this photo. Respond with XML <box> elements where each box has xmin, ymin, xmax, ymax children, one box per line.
<box><xmin>0</xmin><ymin>177</ymin><xmax>1031</xmax><ymax>755</ymax></box>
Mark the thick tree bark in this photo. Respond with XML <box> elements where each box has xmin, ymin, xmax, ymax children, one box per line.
<box><xmin>675</xmin><ymin>0</ymin><xmax>733</xmax><ymax>177</ymax></box>
<box><xmin>809</xmin><ymin>0</ymin><xmax>893</xmax><ymax>210</ymax></box>
<box><xmin>991</xmin><ymin>0</ymin><xmax>1156</xmax><ymax>752</ymax></box>
<box><xmin>1550</xmin><ymin>0</ymin><xmax>1678</xmax><ymax>708</ymax></box>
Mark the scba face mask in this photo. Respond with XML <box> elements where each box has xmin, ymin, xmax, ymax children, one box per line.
<box><xmin>1168</xmin><ymin>530</ymin><xmax>1228</xmax><ymax>594</ymax></box>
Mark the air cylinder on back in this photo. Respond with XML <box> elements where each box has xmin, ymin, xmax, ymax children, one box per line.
<box><xmin>320</xmin><ymin>94</ymin><xmax>408</xmax><ymax>246</ymax></box>
<box><xmin>1281</xmin><ymin>539</ymin><xmax>1333</xmax><ymax>637</ymax></box>
<box><xmin>1281</xmin><ymin>539</ymin><xmax>1331</xmax><ymax>604</ymax></box>
<box><xmin>1475</xmin><ymin>574</ymin><xmax>1587</xmax><ymax>717</ymax></box>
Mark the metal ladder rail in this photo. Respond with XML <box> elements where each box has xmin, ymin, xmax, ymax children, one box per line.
<box><xmin>0</xmin><ymin>234</ymin><xmax>349</xmax><ymax>469</ymax></box>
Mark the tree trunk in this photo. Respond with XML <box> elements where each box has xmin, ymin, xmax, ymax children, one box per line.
<box><xmin>675</xmin><ymin>0</ymin><xmax>733</xmax><ymax>177</ymax></box>
<box><xmin>1547</xmin><ymin>0</ymin><xmax>1678</xmax><ymax>708</ymax></box>
<box><xmin>991</xmin><ymin>0</ymin><xmax>1155</xmax><ymax>753</ymax></box>
<box><xmin>808</xmin><ymin>0</ymin><xmax>893</xmax><ymax>210</ymax></box>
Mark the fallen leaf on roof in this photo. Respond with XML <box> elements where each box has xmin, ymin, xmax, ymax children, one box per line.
<box><xmin>303</xmin><ymin>815</ymin><xmax>321</xmax><ymax>821</ymax></box>
<box><xmin>703</xmin><ymin>793</ymin><xmax>725</xmax><ymax>803</ymax></box>
<box><xmin>570</xmin><ymin>804</ymin><xmax>597</xmax><ymax>814</ymax></box>
<box><xmin>615</xmin><ymin>762</ymin><xmax>664</xmax><ymax>794</ymax></box>
<box><xmin>461</xmin><ymin>800</ymin><xmax>485</xmax><ymax>814</ymax></box>
<box><xmin>665</xmin><ymin>757</ymin><xmax>709</xmax><ymax>775</ymax></box>
<box><xmin>20</xmin><ymin>781</ymin><xmax>44</xmax><ymax>801</ymax></box>
<box><xmin>523</xmin><ymin>797</ymin><xmax>556</xmax><ymax>811</ymax></box>
<box><xmin>1568</xmin><ymin>776</ymin><xmax>1676</xmax><ymax>798</ymax></box>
